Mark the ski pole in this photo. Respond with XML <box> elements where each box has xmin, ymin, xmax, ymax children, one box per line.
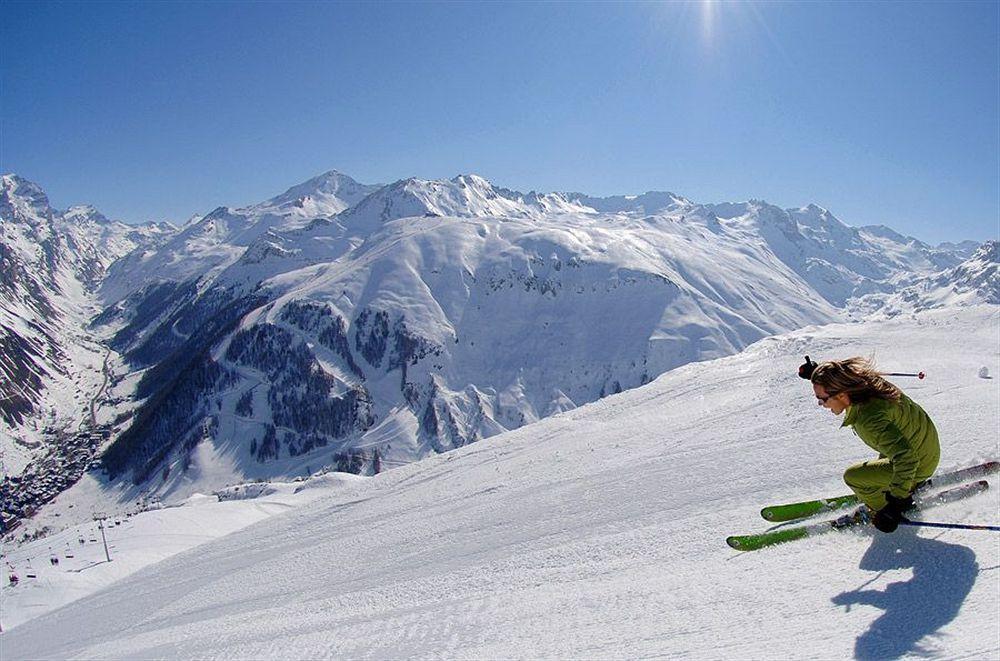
<box><xmin>898</xmin><ymin>519</ymin><xmax>1000</xmax><ymax>532</ymax></box>
<box><xmin>884</xmin><ymin>372</ymin><xmax>925</xmax><ymax>379</ymax></box>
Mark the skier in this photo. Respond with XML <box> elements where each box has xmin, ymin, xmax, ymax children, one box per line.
<box><xmin>798</xmin><ymin>356</ymin><xmax>940</xmax><ymax>533</ymax></box>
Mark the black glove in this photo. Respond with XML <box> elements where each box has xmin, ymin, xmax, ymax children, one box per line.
<box><xmin>798</xmin><ymin>355</ymin><xmax>818</xmax><ymax>380</ymax></box>
<box><xmin>872</xmin><ymin>492</ymin><xmax>914</xmax><ymax>533</ymax></box>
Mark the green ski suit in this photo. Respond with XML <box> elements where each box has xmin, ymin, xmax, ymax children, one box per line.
<box><xmin>841</xmin><ymin>393</ymin><xmax>940</xmax><ymax>511</ymax></box>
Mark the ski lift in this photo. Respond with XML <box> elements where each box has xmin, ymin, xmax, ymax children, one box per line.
<box><xmin>25</xmin><ymin>573</ymin><xmax>36</xmax><ymax>579</ymax></box>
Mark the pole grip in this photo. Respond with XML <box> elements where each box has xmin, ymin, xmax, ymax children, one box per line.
<box><xmin>885</xmin><ymin>372</ymin><xmax>926</xmax><ymax>379</ymax></box>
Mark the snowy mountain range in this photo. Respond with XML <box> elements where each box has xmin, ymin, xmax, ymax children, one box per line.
<box><xmin>1</xmin><ymin>170</ymin><xmax>996</xmax><ymax>533</ymax></box>
<box><xmin>98</xmin><ymin>171</ymin><xmax>382</xmax><ymax>304</ymax></box>
<box><xmin>852</xmin><ymin>240</ymin><xmax>998</xmax><ymax>317</ymax></box>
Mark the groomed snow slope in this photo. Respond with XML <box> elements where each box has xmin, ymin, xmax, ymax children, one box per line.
<box><xmin>1</xmin><ymin>473</ymin><xmax>368</xmax><ymax>629</ymax></box>
<box><xmin>3</xmin><ymin>306</ymin><xmax>998</xmax><ymax>659</ymax></box>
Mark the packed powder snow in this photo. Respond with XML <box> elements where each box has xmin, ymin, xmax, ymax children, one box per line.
<box><xmin>2</xmin><ymin>306</ymin><xmax>997</xmax><ymax>658</ymax></box>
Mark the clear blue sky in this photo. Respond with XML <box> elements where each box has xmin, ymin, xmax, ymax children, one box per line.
<box><xmin>3</xmin><ymin>1</ymin><xmax>997</xmax><ymax>244</ymax></box>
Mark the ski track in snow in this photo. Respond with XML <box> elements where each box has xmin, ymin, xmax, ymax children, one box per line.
<box><xmin>2</xmin><ymin>306</ymin><xmax>998</xmax><ymax>659</ymax></box>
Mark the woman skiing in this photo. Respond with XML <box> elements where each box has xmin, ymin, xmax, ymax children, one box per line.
<box><xmin>798</xmin><ymin>356</ymin><xmax>940</xmax><ymax>533</ymax></box>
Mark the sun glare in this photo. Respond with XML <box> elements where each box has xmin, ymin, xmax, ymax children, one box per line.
<box><xmin>691</xmin><ymin>1</ymin><xmax>787</xmax><ymax>63</ymax></box>
<box><xmin>701</xmin><ymin>0</ymin><xmax>717</xmax><ymax>43</ymax></box>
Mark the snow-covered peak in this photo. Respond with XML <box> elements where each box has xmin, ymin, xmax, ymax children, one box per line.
<box><xmin>1</xmin><ymin>173</ymin><xmax>49</xmax><ymax>204</ymax></box>
<box><xmin>789</xmin><ymin>202</ymin><xmax>835</xmax><ymax>226</ymax></box>
<box><xmin>701</xmin><ymin>200</ymin><xmax>802</xmax><ymax>239</ymax></box>
<box><xmin>450</xmin><ymin>173</ymin><xmax>493</xmax><ymax>189</ymax></box>
<box><xmin>177</xmin><ymin>206</ymin><xmax>253</xmax><ymax>242</ymax></box>
<box><xmin>261</xmin><ymin>170</ymin><xmax>382</xmax><ymax>217</ymax></box>
<box><xmin>62</xmin><ymin>204</ymin><xmax>113</xmax><ymax>226</ymax></box>
<box><xmin>1</xmin><ymin>173</ymin><xmax>55</xmax><ymax>224</ymax></box>
<box><xmin>203</xmin><ymin>205</ymin><xmax>235</xmax><ymax>221</ymax></box>
<box><xmin>339</xmin><ymin>175</ymin><xmax>522</xmax><ymax>231</ymax></box>
<box><xmin>339</xmin><ymin>174</ymin><xmax>605</xmax><ymax>233</ymax></box>
<box><xmin>97</xmin><ymin>171</ymin><xmax>380</xmax><ymax>303</ymax></box>
<box><xmin>787</xmin><ymin>203</ymin><xmax>859</xmax><ymax>247</ymax></box>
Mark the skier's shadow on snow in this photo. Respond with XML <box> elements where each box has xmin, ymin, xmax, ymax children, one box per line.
<box><xmin>831</xmin><ymin>527</ymin><xmax>978</xmax><ymax>660</ymax></box>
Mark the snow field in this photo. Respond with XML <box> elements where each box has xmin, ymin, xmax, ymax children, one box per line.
<box><xmin>1</xmin><ymin>306</ymin><xmax>997</xmax><ymax>658</ymax></box>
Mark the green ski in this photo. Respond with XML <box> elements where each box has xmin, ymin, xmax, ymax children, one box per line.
<box><xmin>760</xmin><ymin>460</ymin><xmax>999</xmax><ymax>523</ymax></box>
<box><xmin>729</xmin><ymin>480</ymin><xmax>990</xmax><ymax>552</ymax></box>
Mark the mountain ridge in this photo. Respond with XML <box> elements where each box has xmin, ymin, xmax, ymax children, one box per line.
<box><xmin>2</xmin><ymin>170</ymin><xmax>995</xmax><ymax>531</ymax></box>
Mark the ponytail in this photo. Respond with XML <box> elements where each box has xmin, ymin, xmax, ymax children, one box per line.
<box><xmin>810</xmin><ymin>356</ymin><xmax>902</xmax><ymax>404</ymax></box>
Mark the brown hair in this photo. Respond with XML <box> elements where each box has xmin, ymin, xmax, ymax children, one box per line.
<box><xmin>810</xmin><ymin>356</ymin><xmax>902</xmax><ymax>404</ymax></box>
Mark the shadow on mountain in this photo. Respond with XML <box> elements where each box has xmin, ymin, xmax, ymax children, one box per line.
<box><xmin>831</xmin><ymin>526</ymin><xmax>978</xmax><ymax>659</ymax></box>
